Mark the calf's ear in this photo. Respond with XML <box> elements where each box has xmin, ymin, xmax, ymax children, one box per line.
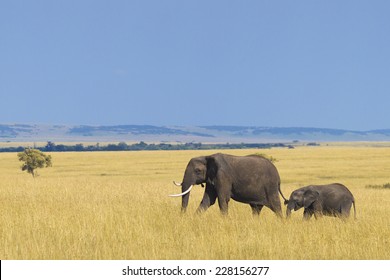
<box><xmin>303</xmin><ymin>190</ymin><xmax>319</xmax><ymax>208</ymax></box>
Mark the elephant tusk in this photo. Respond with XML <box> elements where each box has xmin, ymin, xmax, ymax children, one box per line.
<box><xmin>168</xmin><ymin>185</ymin><xmax>193</xmax><ymax>197</ymax></box>
<box><xmin>173</xmin><ymin>181</ymin><xmax>182</xmax><ymax>186</ymax></box>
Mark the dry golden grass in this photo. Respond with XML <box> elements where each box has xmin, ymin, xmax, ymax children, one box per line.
<box><xmin>0</xmin><ymin>146</ymin><xmax>389</xmax><ymax>260</ymax></box>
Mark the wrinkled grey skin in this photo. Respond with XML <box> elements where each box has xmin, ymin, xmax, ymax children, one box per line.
<box><xmin>285</xmin><ymin>183</ymin><xmax>356</xmax><ymax>220</ymax></box>
<box><xmin>178</xmin><ymin>153</ymin><xmax>287</xmax><ymax>217</ymax></box>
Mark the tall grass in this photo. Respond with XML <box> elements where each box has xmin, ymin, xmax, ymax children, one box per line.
<box><xmin>0</xmin><ymin>147</ymin><xmax>390</xmax><ymax>259</ymax></box>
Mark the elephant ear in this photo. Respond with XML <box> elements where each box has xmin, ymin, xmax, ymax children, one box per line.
<box><xmin>303</xmin><ymin>189</ymin><xmax>319</xmax><ymax>208</ymax></box>
<box><xmin>205</xmin><ymin>156</ymin><xmax>218</xmax><ymax>184</ymax></box>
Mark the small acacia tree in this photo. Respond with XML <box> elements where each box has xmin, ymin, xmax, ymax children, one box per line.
<box><xmin>17</xmin><ymin>148</ymin><xmax>52</xmax><ymax>177</ymax></box>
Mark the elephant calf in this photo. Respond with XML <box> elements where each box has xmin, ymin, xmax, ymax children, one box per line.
<box><xmin>285</xmin><ymin>183</ymin><xmax>356</xmax><ymax>220</ymax></box>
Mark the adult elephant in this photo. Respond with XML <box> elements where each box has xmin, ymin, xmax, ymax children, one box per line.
<box><xmin>285</xmin><ymin>183</ymin><xmax>356</xmax><ymax>220</ymax></box>
<box><xmin>169</xmin><ymin>153</ymin><xmax>287</xmax><ymax>217</ymax></box>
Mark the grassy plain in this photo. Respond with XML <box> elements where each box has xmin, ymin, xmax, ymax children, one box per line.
<box><xmin>0</xmin><ymin>146</ymin><xmax>389</xmax><ymax>259</ymax></box>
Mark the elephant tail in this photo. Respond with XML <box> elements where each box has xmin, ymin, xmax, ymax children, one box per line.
<box><xmin>278</xmin><ymin>183</ymin><xmax>288</xmax><ymax>204</ymax></box>
<box><xmin>352</xmin><ymin>199</ymin><xmax>357</xmax><ymax>220</ymax></box>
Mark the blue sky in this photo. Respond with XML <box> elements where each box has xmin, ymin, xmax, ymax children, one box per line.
<box><xmin>1</xmin><ymin>1</ymin><xmax>389</xmax><ymax>130</ymax></box>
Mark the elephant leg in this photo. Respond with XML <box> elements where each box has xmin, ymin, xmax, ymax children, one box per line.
<box><xmin>215</xmin><ymin>175</ymin><xmax>230</xmax><ymax>215</ymax></box>
<box><xmin>313</xmin><ymin>211</ymin><xmax>323</xmax><ymax>219</ymax></box>
<box><xmin>312</xmin><ymin>202</ymin><xmax>323</xmax><ymax>219</ymax></box>
<box><xmin>303</xmin><ymin>209</ymin><xmax>313</xmax><ymax>220</ymax></box>
<box><xmin>267</xmin><ymin>196</ymin><xmax>283</xmax><ymax>218</ymax></box>
<box><xmin>196</xmin><ymin>186</ymin><xmax>217</xmax><ymax>214</ymax></box>
<box><xmin>250</xmin><ymin>204</ymin><xmax>264</xmax><ymax>215</ymax></box>
<box><xmin>340</xmin><ymin>201</ymin><xmax>352</xmax><ymax>218</ymax></box>
<box><xmin>217</xmin><ymin>195</ymin><xmax>230</xmax><ymax>215</ymax></box>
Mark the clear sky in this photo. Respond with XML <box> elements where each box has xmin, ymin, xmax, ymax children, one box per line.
<box><xmin>1</xmin><ymin>0</ymin><xmax>389</xmax><ymax>130</ymax></box>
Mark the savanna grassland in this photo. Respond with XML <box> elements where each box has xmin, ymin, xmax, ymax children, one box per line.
<box><xmin>0</xmin><ymin>146</ymin><xmax>389</xmax><ymax>260</ymax></box>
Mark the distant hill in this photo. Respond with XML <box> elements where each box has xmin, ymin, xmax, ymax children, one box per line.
<box><xmin>68</xmin><ymin>125</ymin><xmax>213</xmax><ymax>137</ymax></box>
<box><xmin>2</xmin><ymin>124</ymin><xmax>390</xmax><ymax>143</ymax></box>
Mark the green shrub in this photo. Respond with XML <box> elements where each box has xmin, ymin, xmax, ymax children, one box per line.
<box><xmin>17</xmin><ymin>148</ymin><xmax>52</xmax><ymax>177</ymax></box>
<box><xmin>365</xmin><ymin>183</ymin><xmax>390</xmax><ymax>189</ymax></box>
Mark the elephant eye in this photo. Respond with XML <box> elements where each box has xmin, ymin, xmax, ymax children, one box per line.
<box><xmin>195</xmin><ymin>168</ymin><xmax>201</xmax><ymax>174</ymax></box>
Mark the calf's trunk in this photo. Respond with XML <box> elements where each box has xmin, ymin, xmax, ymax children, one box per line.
<box><xmin>286</xmin><ymin>200</ymin><xmax>295</xmax><ymax>218</ymax></box>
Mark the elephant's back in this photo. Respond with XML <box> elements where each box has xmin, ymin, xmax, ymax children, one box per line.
<box><xmin>328</xmin><ymin>183</ymin><xmax>354</xmax><ymax>197</ymax></box>
<box><xmin>316</xmin><ymin>183</ymin><xmax>354</xmax><ymax>201</ymax></box>
<box><xmin>241</xmin><ymin>154</ymin><xmax>279</xmax><ymax>170</ymax></box>
<box><xmin>216</xmin><ymin>153</ymin><xmax>280</xmax><ymax>183</ymax></box>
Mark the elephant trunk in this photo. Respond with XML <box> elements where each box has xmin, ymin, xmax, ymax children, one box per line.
<box><xmin>286</xmin><ymin>208</ymin><xmax>292</xmax><ymax>218</ymax></box>
<box><xmin>181</xmin><ymin>168</ymin><xmax>199</xmax><ymax>212</ymax></box>
<box><xmin>286</xmin><ymin>200</ymin><xmax>295</xmax><ymax>218</ymax></box>
<box><xmin>181</xmin><ymin>188</ymin><xmax>190</xmax><ymax>213</ymax></box>
<box><xmin>169</xmin><ymin>182</ymin><xmax>193</xmax><ymax>213</ymax></box>
<box><xmin>180</xmin><ymin>173</ymin><xmax>194</xmax><ymax>212</ymax></box>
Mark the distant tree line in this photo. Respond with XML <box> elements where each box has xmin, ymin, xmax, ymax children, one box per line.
<box><xmin>0</xmin><ymin>141</ymin><xmax>293</xmax><ymax>153</ymax></box>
